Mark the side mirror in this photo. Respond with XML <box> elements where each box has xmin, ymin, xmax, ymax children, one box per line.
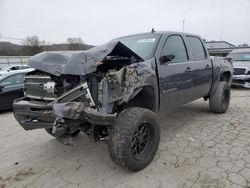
<box><xmin>159</xmin><ymin>54</ymin><xmax>175</xmax><ymax>64</ymax></box>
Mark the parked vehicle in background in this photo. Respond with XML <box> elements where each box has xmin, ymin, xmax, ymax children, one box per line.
<box><xmin>13</xmin><ymin>31</ymin><xmax>233</xmax><ymax>171</ymax></box>
<box><xmin>0</xmin><ymin>68</ymin><xmax>34</xmax><ymax>111</ymax></box>
<box><xmin>227</xmin><ymin>48</ymin><xmax>250</xmax><ymax>88</ymax></box>
<box><xmin>0</xmin><ymin>64</ymin><xmax>33</xmax><ymax>76</ymax></box>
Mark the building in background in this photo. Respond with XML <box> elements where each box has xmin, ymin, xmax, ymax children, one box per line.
<box><xmin>205</xmin><ymin>41</ymin><xmax>236</xmax><ymax>57</ymax></box>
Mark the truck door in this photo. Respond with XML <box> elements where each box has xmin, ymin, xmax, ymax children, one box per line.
<box><xmin>158</xmin><ymin>34</ymin><xmax>195</xmax><ymax>113</ymax></box>
<box><xmin>185</xmin><ymin>36</ymin><xmax>213</xmax><ymax>99</ymax></box>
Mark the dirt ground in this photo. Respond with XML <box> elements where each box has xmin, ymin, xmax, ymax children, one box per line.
<box><xmin>0</xmin><ymin>88</ymin><xmax>250</xmax><ymax>188</ymax></box>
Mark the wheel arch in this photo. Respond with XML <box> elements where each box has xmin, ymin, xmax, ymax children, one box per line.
<box><xmin>124</xmin><ymin>85</ymin><xmax>157</xmax><ymax>112</ymax></box>
<box><xmin>209</xmin><ymin>70</ymin><xmax>232</xmax><ymax>97</ymax></box>
<box><xmin>220</xmin><ymin>71</ymin><xmax>232</xmax><ymax>84</ymax></box>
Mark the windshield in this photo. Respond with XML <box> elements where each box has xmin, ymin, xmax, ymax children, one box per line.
<box><xmin>117</xmin><ymin>34</ymin><xmax>160</xmax><ymax>60</ymax></box>
<box><xmin>228</xmin><ymin>52</ymin><xmax>250</xmax><ymax>61</ymax></box>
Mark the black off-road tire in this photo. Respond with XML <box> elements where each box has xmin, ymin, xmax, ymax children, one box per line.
<box><xmin>45</xmin><ymin>128</ymin><xmax>80</xmax><ymax>138</ymax></box>
<box><xmin>108</xmin><ymin>107</ymin><xmax>160</xmax><ymax>171</ymax></box>
<box><xmin>209</xmin><ymin>81</ymin><xmax>230</xmax><ymax>114</ymax></box>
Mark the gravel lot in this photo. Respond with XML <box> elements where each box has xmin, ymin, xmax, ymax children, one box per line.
<box><xmin>0</xmin><ymin>88</ymin><xmax>250</xmax><ymax>188</ymax></box>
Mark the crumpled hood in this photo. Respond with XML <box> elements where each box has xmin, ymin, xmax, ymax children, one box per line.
<box><xmin>28</xmin><ymin>41</ymin><xmax>143</xmax><ymax>76</ymax></box>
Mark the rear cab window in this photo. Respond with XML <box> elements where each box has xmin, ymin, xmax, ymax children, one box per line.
<box><xmin>186</xmin><ymin>36</ymin><xmax>207</xmax><ymax>61</ymax></box>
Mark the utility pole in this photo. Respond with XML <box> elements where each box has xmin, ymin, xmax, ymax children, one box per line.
<box><xmin>182</xmin><ymin>19</ymin><xmax>185</xmax><ymax>32</ymax></box>
<box><xmin>43</xmin><ymin>40</ymin><xmax>46</xmax><ymax>51</ymax></box>
<box><xmin>219</xmin><ymin>30</ymin><xmax>222</xmax><ymax>41</ymax></box>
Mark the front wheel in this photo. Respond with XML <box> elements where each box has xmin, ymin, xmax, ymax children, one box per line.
<box><xmin>108</xmin><ymin>107</ymin><xmax>160</xmax><ymax>171</ymax></box>
<box><xmin>209</xmin><ymin>81</ymin><xmax>230</xmax><ymax>113</ymax></box>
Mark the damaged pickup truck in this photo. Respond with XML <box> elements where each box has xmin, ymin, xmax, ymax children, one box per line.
<box><xmin>13</xmin><ymin>31</ymin><xmax>233</xmax><ymax>171</ymax></box>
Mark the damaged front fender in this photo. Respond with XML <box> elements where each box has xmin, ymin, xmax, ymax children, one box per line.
<box><xmin>51</xmin><ymin>59</ymin><xmax>157</xmax><ymax>126</ymax></box>
<box><xmin>99</xmin><ymin>59</ymin><xmax>158</xmax><ymax>108</ymax></box>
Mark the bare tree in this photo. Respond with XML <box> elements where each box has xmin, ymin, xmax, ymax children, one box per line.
<box><xmin>22</xmin><ymin>35</ymin><xmax>42</xmax><ymax>55</ymax></box>
<box><xmin>23</xmin><ymin>36</ymin><xmax>40</xmax><ymax>46</ymax></box>
<box><xmin>66</xmin><ymin>37</ymin><xmax>84</xmax><ymax>50</ymax></box>
<box><xmin>67</xmin><ymin>37</ymin><xmax>83</xmax><ymax>44</ymax></box>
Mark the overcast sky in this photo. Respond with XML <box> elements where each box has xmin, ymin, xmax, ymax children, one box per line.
<box><xmin>0</xmin><ymin>0</ymin><xmax>250</xmax><ymax>46</ymax></box>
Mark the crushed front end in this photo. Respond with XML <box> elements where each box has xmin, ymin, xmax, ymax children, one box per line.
<box><xmin>13</xmin><ymin>41</ymin><xmax>149</xmax><ymax>140</ymax></box>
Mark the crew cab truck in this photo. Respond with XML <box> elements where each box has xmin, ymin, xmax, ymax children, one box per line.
<box><xmin>13</xmin><ymin>31</ymin><xmax>233</xmax><ymax>171</ymax></box>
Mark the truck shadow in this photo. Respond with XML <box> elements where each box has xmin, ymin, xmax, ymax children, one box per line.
<box><xmin>4</xmin><ymin>98</ymin><xmax>237</xmax><ymax>186</ymax></box>
<box><xmin>0</xmin><ymin>110</ymin><xmax>12</xmax><ymax>115</ymax></box>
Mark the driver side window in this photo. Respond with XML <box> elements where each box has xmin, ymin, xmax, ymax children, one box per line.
<box><xmin>161</xmin><ymin>35</ymin><xmax>188</xmax><ymax>63</ymax></box>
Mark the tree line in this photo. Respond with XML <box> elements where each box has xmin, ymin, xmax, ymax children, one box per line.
<box><xmin>0</xmin><ymin>35</ymin><xmax>94</xmax><ymax>56</ymax></box>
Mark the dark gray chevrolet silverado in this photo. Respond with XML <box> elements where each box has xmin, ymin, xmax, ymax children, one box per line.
<box><xmin>13</xmin><ymin>31</ymin><xmax>233</xmax><ymax>171</ymax></box>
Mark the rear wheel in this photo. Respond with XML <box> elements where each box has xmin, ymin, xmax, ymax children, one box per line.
<box><xmin>108</xmin><ymin>107</ymin><xmax>160</xmax><ymax>171</ymax></box>
<box><xmin>209</xmin><ymin>81</ymin><xmax>230</xmax><ymax>113</ymax></box>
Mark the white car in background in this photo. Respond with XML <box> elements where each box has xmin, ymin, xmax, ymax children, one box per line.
<box><xmin>0</xmin><ymin>64</ymin><xmax>34</xmax><ymax>76</ymax></box>
<box><xmin>227</xmin><ymin>48</ymin><xmax>250</xmax><ymax>88</ymax></box>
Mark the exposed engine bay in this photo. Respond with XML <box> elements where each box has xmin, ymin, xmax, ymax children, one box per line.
<box><xmin>24</xmin><ymin>55</ymin><xmax>142</xmax><ymax>112</ymax></box>
<box><xmin>13</xmin><ymin>41</ymin><xmax>153</xmax><ymax>140</ymax></box>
